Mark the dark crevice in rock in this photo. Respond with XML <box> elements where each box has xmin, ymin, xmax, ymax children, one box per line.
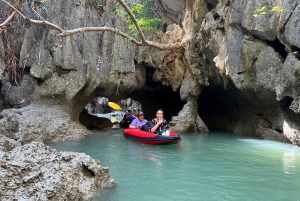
<box><xmin>162</xmin><ymin>23</ymin><xmax>168</xmax><ymax>33</ymax></box>
<box><xmin>36</xmin><ymin>78</ymin><xmax>44</xmax><ymax>85</ymax></box>
<box><xmin>132</xmin><ymin>83</ymin><xmax>185</xmax><ymax>122</ymax></box>
<box><xmin>217</xmin><ymin>27</ymin><xmax>225</xmax><ymax>33</ymax></box>
<box><xmin>79</xmin><ymin>108</ymin><xmax>112</xmax><ymax>130</ymax></box>
<box><xmin>213</xmin><ymin>12</ymin><xmax>220</xmax><ymax>20</ymax></box>
<box><xmin>82</xmin><ymin>164</ymin><xmax>95</xmax><ymax>177</ymax></box>
<box><xmin>198</xmin><ymin>85</ymin><xmax>240</xmax><ymax>132</ymax></box>
<box><xmin>266</xmin><ymin>38</ymin><xmax>288</xmax><ymax>60</ymax></box>
<box><xmin>130</xmin><ymin>64</ymin><xmax>185</xmax><ymax>122</ymax></box>
<box><xmin>207</xmin><ymin>3</ymin><xmax>216</xmax><ymax>11</ymax></box>
<box><xmin>56</xmin><ymin>68</ymin><xmax>73</xmax><ymax>76</ymax></box>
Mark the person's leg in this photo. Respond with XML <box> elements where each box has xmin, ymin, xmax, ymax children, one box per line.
<box><xmin>141</xmin><ymin>124</ymin><xmax>150</xmax><ymax>132</ymax></box>
<box><xmin>162</xmin><ymin>130</ymin><xmax>170</xmax><ymax>136</ymax></box>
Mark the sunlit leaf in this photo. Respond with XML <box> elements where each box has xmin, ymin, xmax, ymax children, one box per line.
<box><xmin>256</xmin><ymin>6</ymin><xmax>265</xmax><ymax>13</ymax></box>
<box><xmin>272</xmin><ymin>6</ymin><xmax>281</xmax><ymax>12</ymax></box>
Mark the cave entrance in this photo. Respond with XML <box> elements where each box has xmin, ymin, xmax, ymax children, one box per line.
<box><xmin>130</xmin><ymin>83</ymin><xmax>185</xmax><ymax>122</ymax></box>
<box><xmin>79</xmin><ymin>97</ymin><xmax>142</xmax><ymax>130</ymax></box>
<box><xmin>78</xmin><ymin>64</ymin><xmax>186</xmax><ymax>130</ymax></box>
<box><xmin>198</xmin><ymin>85</ymin><xmax>240</xmax><ymax>132</ymax></box>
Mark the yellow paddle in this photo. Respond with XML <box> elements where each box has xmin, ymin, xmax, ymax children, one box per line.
<box><xmin>108</xmin><ymin>102</ymin><xmax>122</xmax><ymax>111</ymax></box>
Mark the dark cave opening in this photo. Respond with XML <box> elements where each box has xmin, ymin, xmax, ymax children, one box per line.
<box><xmin>78</xmin><ymin>62</ymin><xmax>186</xmax><ymax>130</ymax></box>
<box><xmin>80</xmin><ymin>96</ymin><xmax>141</xmax><ymax>129</ymax></box>
<box><xmin>266</xmin><ymin>38</ymin><xmax>288</xmax><ymax>59</ymax></box>
<box><xmin>198</xmin><ymin>86</ymin><xmax>239</xmax><ymax>131</ymax></box>
<box><xmin>130</xmin><ymin>63</ymin><xmax>185</xmax><ymax>122</ymax></box>
<box><xmin>132</xmin><ymin>83</ymin><xmax>185</xmax><ymax>122</ymax></box>
<box><xmin>207</xmin><ymin>2</ymin><xmax>217</xmax><ymax>11</ymax></box>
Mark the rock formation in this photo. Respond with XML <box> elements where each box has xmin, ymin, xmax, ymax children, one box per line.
<box><xmin>0</xmin><ymin>140</ymin><xmax>115</xmax><ymax>200</ymax></box>
<box><xmin>1</xmin><ymin>0</ymin><xmax>300</xmax><ymax>199</ymax></box>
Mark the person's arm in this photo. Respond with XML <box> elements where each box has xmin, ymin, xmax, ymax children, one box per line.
<box><xmin>129</xmin><ymin>119</ymin><xmax>139</xmax><ymax>129</ymax></box>
<box><xmin>150</xmin><ymin>118</ymin><xmax>163</xmax><ymax>133</ymax></box>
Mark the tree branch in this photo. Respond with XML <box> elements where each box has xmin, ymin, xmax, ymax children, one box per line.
<box><xmin>58</xmin><ymin>26</ymin><xmax>142</xmax><ymax>45</ymax></box>
<box><xmin>0</xmin><ymin>11</ymin><xmax>16</xmax><ymax>27</ymax></box>
<box><xmin>117</xmin><ymin>0</ymin><xmax>147</xmax><ymax>43</ymax></box>
<box><xmin>2</xmin><ymin>0</ymin><xmax>63</xmax><ymax>32</ymax></box>
<box><xmin>0</xmin><ymin>0</ymin><xmax>184</xmax><ymax>51</ymax></box>
<box><xmin>58</xmin><ymin>26</ymin><xmax>183</xmax><ymax>50</ymax></box>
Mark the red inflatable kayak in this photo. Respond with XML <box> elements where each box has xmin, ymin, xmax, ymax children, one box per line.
<box><xmin>123</xmin><ymin>129</ymin><xmax>181</xmax><ymax>145</ymax></box>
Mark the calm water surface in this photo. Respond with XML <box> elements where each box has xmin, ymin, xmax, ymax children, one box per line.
<box><xmin>48</xmin><ymin>128</ymin><xmax>300</xmax><ymax>201</ymax></box>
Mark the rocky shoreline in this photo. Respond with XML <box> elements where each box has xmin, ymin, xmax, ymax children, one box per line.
<box><xmin>0</xmin><ymin>139</ymin><xmax>115</xmax><ymax>200</ymax></box>
<box><xmin>1</xmin><ymin>0</ymin><xmax>300</xmax><ymax>199</ymax></box>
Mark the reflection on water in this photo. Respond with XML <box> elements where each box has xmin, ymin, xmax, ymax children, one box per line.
<box><xmin>282</xmin><ymin>150</ymin><xmax>299</xmax><ymax>174</ymax></box>
<box><xmin>239</xmin><ymin>138</ymin><xmax>300</xmax><ymax>175</ymax></box>
<box><xmin>48</xmin><ymin>129</ymin><xmax>300</xmax><ymax>201</ymax></box>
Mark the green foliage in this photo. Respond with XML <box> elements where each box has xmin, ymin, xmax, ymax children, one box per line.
<box><xmin>253</xmin><ymin>6</ymin><xmax>289</xmax><ymax>17</ymax></box>
<box><xmin>114</xmin><ymin>0</ymin><xmax>162</xmax><ymax>36</ymax></box>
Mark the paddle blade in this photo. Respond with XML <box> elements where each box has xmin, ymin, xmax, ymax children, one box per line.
<box><xmin>111</xmin><ymin>117</ymin><xmax>118</xmax><ymax>123</ymax></box>
<box><xmin>108</xmin><ymin>102</ymin><xmax>122</xmax><ymax>110</ymax></box>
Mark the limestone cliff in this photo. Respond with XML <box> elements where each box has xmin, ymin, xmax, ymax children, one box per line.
<box><xmin>1</xmin><ymin>0</ymin><xmax>300</xmax><ymax>199</ymax></box>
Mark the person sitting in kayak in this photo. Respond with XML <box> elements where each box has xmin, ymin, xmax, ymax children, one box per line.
<box><xmin>120</xmin><ymin>110</ymin><xmax>136</xmax><ymax>128</ymax></box>
<box><xmin>129</xmin><ymin>111</ymin><xmax>147</xmax><ymax>130</ymax></box>
<box><xmin>123</xmin><ymin>110</ymin><xmax>136</xmax><ymax>123</ymax></box>
<box><xmin>133</xmin><ymin>108</ymin><xmax>139</xmax><ymax>118</ymax></box>
<box><xmin>147</xmin><ymin>109</ymin><xmax>170</xmax><ymax>136</ymax></box>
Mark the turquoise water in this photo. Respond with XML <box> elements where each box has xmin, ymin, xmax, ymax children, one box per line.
<box><xmin>48</xmin><ymin>128</ymin><xmax>300</xmax><ymax>201</ymax></box>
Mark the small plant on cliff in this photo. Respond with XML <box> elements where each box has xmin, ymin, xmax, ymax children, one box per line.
<box><xmin>253</xmin><ymin>6</ymin><xmax>289</xmax><ymax>17</ymax></box>
<box><xmin>113</xmin><ymin>0</ymin><xmax>162</xmax><ymax>36</ymax></box>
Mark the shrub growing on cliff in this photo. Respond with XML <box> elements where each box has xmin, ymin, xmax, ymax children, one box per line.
<box><xmin>113</xmin><ymin>0</ymin><xmax>162</xmax><ymax>36</ymax></box>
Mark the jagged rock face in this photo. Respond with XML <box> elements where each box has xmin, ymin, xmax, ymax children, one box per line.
<box><xmin>0</xmin><ymin>0</ymin><xmax>146</xmax><ymax>143</ymax></box>
<box><xmin>0</xmin><ymin>141</ymin><xmax>115</xmax><ymax>200</ymax></box>
<box><xmin>197</xmin><ymin>0</ymin><xmax>300</xmax><ymax>145</ymax></box>
<box><xmin>0</xmin><ymin>0</ymin><xmax>299</xmax><ymax>145</ymax></box>
<box><xmin>1</xmin><ymin>75</ymin><xmax>36</xmax><ymax>109</ymax></box>
<box><xmin>0</xmin><ymin>38</ymin><xmax>5</xmax><ymax>81</ymax></box>
<box><xmin>155</xmin><ymin>0</ymin><xmax>186</xmax><ymax>26</ymax></box>
<box><xmin>0</xmin><ymin>105</ymin><xmax>89</xmax><ymax>144</ymax></box>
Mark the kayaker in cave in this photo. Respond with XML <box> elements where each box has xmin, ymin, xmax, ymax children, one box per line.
<box><xmin>147</xmin><ymin>109</ymin><xmax>171</xmax><ymax>136</ymax></box>
<box><xmin>120</xmin><ymin>110</ymin><xmax>136</xmax><ymax>128</ymax></box>
<box><xmin>133</xmin><ymin>108</ymin><xmax>139</xmax><ymax>118</ymax></box>
<box><xmin>123</xmin><ymin>110</ymin><xmax>136</xmax><ymax>123</ymax></box>
<box><xmin>129</xmin><ymin>111</ymin><xmax>148</xmax><ymax>130</ymax></box>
